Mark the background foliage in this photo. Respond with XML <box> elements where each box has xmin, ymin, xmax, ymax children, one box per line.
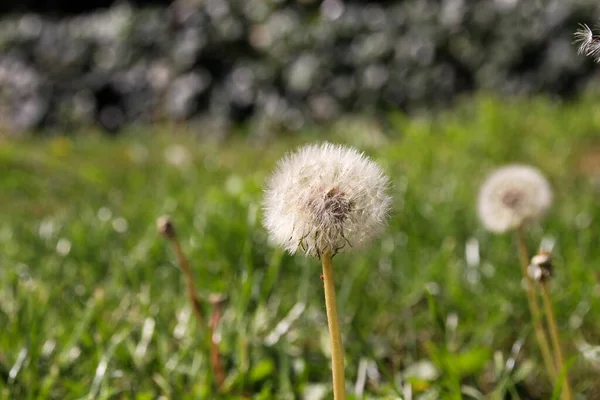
<box><xmin>2</xmin><ymin>0</ymin><xmax>600</xmax><ymax>133</ymax></box>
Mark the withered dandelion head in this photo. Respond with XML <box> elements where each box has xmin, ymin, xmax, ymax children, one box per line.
<box><xmin>156</xmin><ymin>215</ymin><xmax>176</xmax><ymax>239</ymax></box>
<box><xmin>528</xmin><ymin>250</ymin><xmax>553</xmax><ymax>283</ymax></box>
<box><xmin>477</xmin><ymin>164</ymin><xmax>553</xmax><ymax>233</ymax></box>
<box><xmin>263</xmin><ymin>142</ymin><xmax>391</xmax><ymax>257</ymax></box>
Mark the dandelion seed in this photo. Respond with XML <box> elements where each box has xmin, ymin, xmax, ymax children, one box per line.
<box><xmin>263</xmin><ymin>142</ymin><xmax>391</xmax><ymax>257</ymax></box>
<box><xmin>477</xmin><ymin>164</ymin><xmax>552</xmax><ymax>233</ymax></box>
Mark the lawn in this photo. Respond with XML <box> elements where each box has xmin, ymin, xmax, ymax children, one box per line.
<box><xmin>1</xmin><ymin>95</ymin><xmax>600</xmax><ymax>399</ymax></box>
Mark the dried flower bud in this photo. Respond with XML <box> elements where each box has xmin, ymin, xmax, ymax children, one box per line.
<box><xmin>156</xmin><ymin>215</ymin><xmax>176</xmax><ymax>239</ymax></box>
<box><xmin>528</xmin><ymin>251</ymin><xmax>553</xmax><ymax>283</ymax></box>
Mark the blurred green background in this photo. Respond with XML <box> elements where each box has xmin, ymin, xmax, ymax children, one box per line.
<box><xmin>2</xmin><ymin>95</ymin><xmax>600</xmax><ymax>398</ymax></box>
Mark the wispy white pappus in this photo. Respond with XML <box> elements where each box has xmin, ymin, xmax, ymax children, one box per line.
<box><xmin>477</xmin><ymin>164</ymin><xmax>553</xmax><ymax>233</ymax></box>
<box><xmin>574</xmin><ymin>23</ymin><xmax>600</xmax><ymax>62</ymax></box>
<box><xmin>263</xmin><ymin>142</ymin><xmax>391</xmax><ymax>257</ymax></box>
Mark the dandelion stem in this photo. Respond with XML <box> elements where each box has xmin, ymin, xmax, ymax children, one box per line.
<box><xmin>321</xmin><ymin>250</ymin><xmax>346</xmax><ymax>400</ymax></box>
<box><xmin>540</xmin><ymin>282</ymin><xmax>573</xmax><ymax>400</ymax></box>
<box><xmin>515</xmin><ymin>226</ymin><xmax>556</xmax><ymax>379</ymax></box>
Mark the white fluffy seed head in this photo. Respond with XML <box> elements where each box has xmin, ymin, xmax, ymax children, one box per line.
<box><xmin>263</xmin><ymin>142</ymin><xmax>391</xmax><ymax>258</ymax></box>
<box><xmin>477</xmin><ymin>164</ymin><xmax>553</xmax><ymax>234</ymax></box>
<box><xmin>574</xmin><ymin>24</ymin><xmax>600</xmax><ymax>62</ymax></box>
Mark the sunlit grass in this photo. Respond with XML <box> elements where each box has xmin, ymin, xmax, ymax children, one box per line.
<box><xmin>1</xmin><ymin>94</ymin><xmax>600</xmax><ymax>398</ymax></box>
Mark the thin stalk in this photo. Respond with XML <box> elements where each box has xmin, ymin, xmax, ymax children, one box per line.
<box><xmin>321</xmin><ymin>251</ymin><xmax>346</xmax><ymax>400</ymax></box>
<box><xmin>209</xmin><ymin>295</ymin><xmax>227</xmax><ymax>389</ymax></box>
<box><xmin>171</xmin><ymin>238</ymin><xmax>226</xmax><ymax>390</ymax></box>
<box><xmin>540</xmin><ymin>283</ymin><xmax>573</xmax><ymax>400</ymax></box>
<box><xmin>515</xmin><ymin>226</ymin><xmax>556</xmax><ymax>379</ymax></box>
<box><xmin>171</xmin><ymin>238</ymin><xmax>205</xmax><ymax>327</ymax></box>
<box><xmin>158</xmin><ymin>217</ymin><xmax>225</xmax><ymax>391</ymax></box>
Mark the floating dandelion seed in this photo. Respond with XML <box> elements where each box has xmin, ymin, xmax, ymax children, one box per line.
<box><xmin>574</xmin><ymin>24</ymin><xmax>600</xmax><ymax>61</ymax></box>
<box><xmin>263</xmin><ymin>142</ymin><xmax>391</xmax><ymax>257</ymax></box>
<box><xmin>477</xmin><ymin>164</ymin><xmax>552</xmax><ymax>233</ymax></box>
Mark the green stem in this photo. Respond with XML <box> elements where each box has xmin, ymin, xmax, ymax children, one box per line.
<box><xmin>540</xmin><ymin>283</ymin><xmax>573</xmax><ymax>400</ymax></box>
<box><xmin>321</xmin><ymin>251</ymin><xmax>346</xmax><ymax>400</ymax></box>
<box><xmin>515</xmin><ymin>227</ymin><xmax>556</xmax><ymax>379</ymax></box>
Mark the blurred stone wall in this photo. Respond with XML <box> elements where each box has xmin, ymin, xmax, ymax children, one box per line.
<box><xmin>0</xmin><ymin>0</ymin><xmax>599</xmax><ymax>134</ymax></box>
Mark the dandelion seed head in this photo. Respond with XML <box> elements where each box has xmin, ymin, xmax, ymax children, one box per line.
<box><xmin>263</xmin><ymin>142</ymin><xmax>391</xmax><ymax>257</ymax></box>
<box><xmin>574</xmin><ymin>24</ymin><xmax>594</xmax><ymax>54</ymax></box>
<box><xmin>477</xmin><ymin>164</ymin><xmax>552</xmax><ymax>233</ymax></box>
<box><xmin>574</xmin><ymin>23</ymin><xmax>600</xmax><ymax>61</ymax></box>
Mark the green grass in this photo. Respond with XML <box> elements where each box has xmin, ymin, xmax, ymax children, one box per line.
<box><xmin>1</xmin><ymin>94</ymin><xmax>600</xmax><ymax>399</ymax></box>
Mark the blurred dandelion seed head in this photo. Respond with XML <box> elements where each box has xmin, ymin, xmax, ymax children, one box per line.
<box><xmin>263</xmin><ymin>142</ymin><xmax>391</xmax><ymax>257</ymax></box>
<box><xmin>477</xmin><ymin>165</ymin><xmax>552</xmax><ymax>233</ymax></box>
